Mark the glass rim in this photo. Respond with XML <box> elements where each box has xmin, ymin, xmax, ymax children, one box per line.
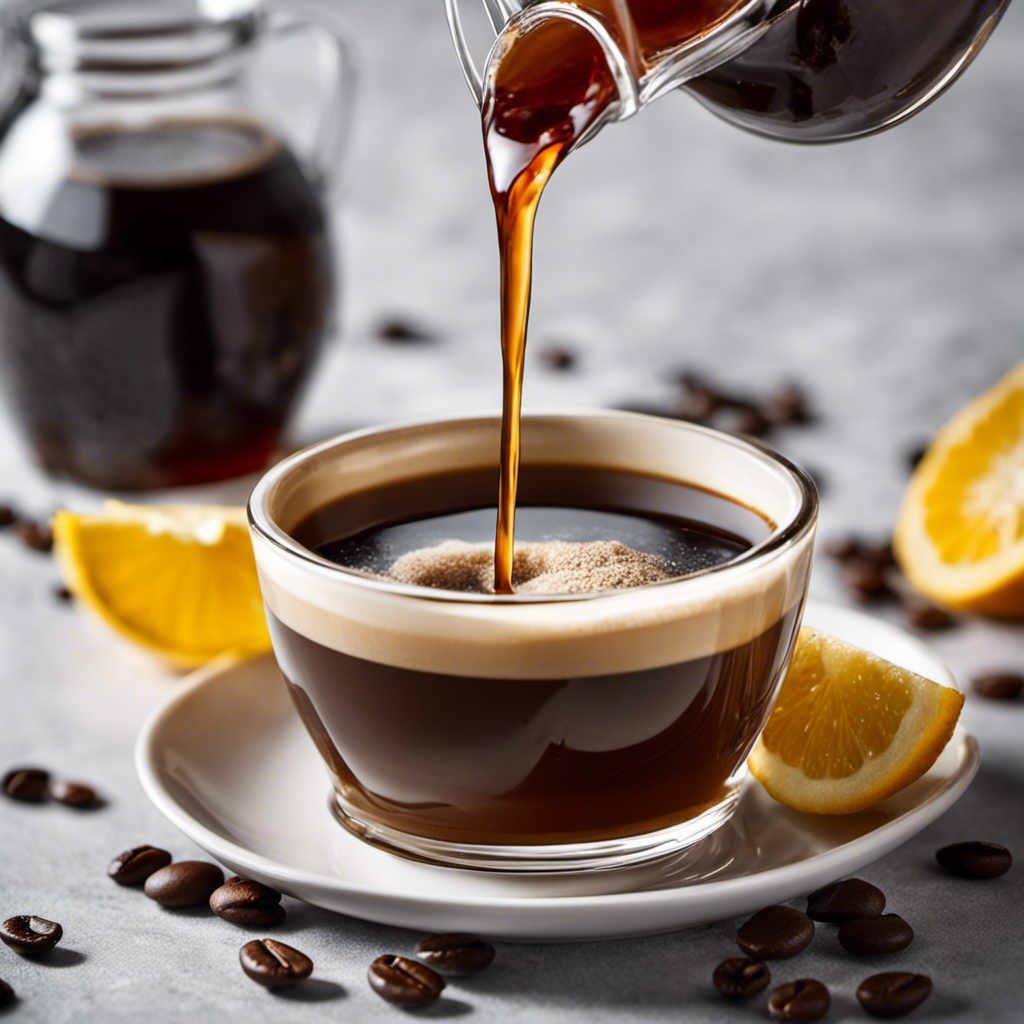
<box><xmin>247</xmin><ymin>408</ymin><xmax>819</xmax><ymax>606</ymax></box>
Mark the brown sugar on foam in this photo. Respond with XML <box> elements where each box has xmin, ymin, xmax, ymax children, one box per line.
<box><xmin>386</xmin><ymin>539</ymin><xmax>677</xmax><ymax>594</ymax></box>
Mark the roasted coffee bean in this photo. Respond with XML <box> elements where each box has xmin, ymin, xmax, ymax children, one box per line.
<box><xmin>0</xmin><ymin>977</ymin><xmax>14</xmax><ymax>1007</ymax></box>
<box><xmin>972</xmin><ymin>673</ymin><xmax>1024</xmax><ymax>701</ymax></box>
<box><xmin>857</xmin><ymin>972</ymin><xmax>932</xmax><ymax>1018</ymax></box>
<box><xmin>210</xmin><ymin>878</ymin><xmax>285</xmax><ymax>926</ymax></box>
<box><xmin>375</xmin><ymin>317</ymin><xmax>435</xmax><ymax>343</ymax></box>
<box><xmin>53</xmin><ymin>584</ymin><xmax>74</xmax><ymax>604</ymax></box>
<box><xmin>144</xmin><ymin>860</ymin><xmax>224</xmax><ymax>906</ymax></box>
<box><xmin>368</xmin><ymin>954</ymin><xmax>445</xmax><ymax>1007</ymax></box>
<box><xmin>826</xmin><ymin>536</ymin><xmax>860</xmax><ymax>561</ymax></box>
<box><xmin>903</xmin><ymin>598</ymin><xmax>955</xmax><ymax>632</ymax></box>
<box><xmin>768</xmin><ymin>979</ymin><xmax>831</xmax><ymax>1021</ymax></box>
<box><xmin>712</xmin><ymin>957</ymin><xmax>770</xmax><ymax>998</ymax></box>
<box><xmin>49</xmin><ymin>780</ymin><xmax>98</xmax><ymax>808</ymax></box>
<box><xmin>935</xmin><ymin>841</ymin><xmax>1012</xmax><ymax>879</ymax></box>
<box><xmin>838</xmin><ymin>914</ymin><xmax>914</xmax><ymax>955</ymax></box>
<box><xmin>538</xmin><ymin>344</ymin><xmax>577</xmax><ymax>371</ymax></box>
<box><xmin>762</xmin><ymin>383</ymin><xmax>812</xmax><ymax>426</ymax></box>
<box><xmin>725</xmin><ymin>406</ymin><xmax>772</xmax><ymax>438</ymax></box>
<box><xmin>0</xmin><ymin>504</ymin><xmax>15</xmax><ymax>528</ymax></box>
<box><xmin>806</xmin><ymin>878</ymin><xmax>886</xmax><ymax>922</ymax></box>
<box><xmin>736</xmin><ymin>905</ymin><xmax>815</xmax><ymax>959</ymax></box>
<box><xmin>0</xmin><ymin>916</ymin><xmax>62</xmax><ymax>955</ymax></box>
<box><xmin>842</xmin><ymin>559</ymin><xmax>894</xmax><ymax>603</ymax></box>
<box><xmin>416</xmin><ymin>933</ymin><xmax>495</xmax><ymax>975</ymax></box>
<box><xmin>906</xmin><ymin>443</ymin><xmax>929</xmax><ymax>472</ymax></box>
<box><xmin>108</xmin><ymin>845</ymin><xmax>172</xmax><ymax>885</ymax></box>
<box><xmin>239</xmin><ymin>939</ymin><xmax>313</xmax><ymax>989</ymax></box>
<box><xmin>16</xmin><ymin>520</ymin><xmax>53</xmax><ymax>553</ymax></box>
<box><xmin>2</xmin><ymin>767</ymin><xmax>49</xmax><ymax>802</ymax></box>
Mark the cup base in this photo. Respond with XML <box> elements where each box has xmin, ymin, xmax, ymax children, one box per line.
<box><xmin>328</xmin><ymin>788</ymin><xmax>743</xmax><ymax>873</ymax></box>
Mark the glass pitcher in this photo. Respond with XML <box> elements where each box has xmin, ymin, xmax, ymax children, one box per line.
<box><xmin>447</xmin><ymin>0</ymin><xmax>1010</xmax><ymax>145</ymax></box>
<box><xmin>0</xmin><ymin>0</ymin><xmax>352</xmax><ymax>490</ymax></box>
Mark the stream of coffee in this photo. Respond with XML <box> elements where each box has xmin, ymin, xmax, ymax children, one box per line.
<box><xmin>483</xmin><ymin>0</ymin><xmax>740</xmax><ymax>592</ymax></box>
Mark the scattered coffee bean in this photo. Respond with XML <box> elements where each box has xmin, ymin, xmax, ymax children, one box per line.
<box><xmin>736</xmin><ymin>906</ymin><xmax>815</xmax><ymax>959</ymax></box>
<box><xmin>826</xmin><ymin>536</ymin><xmax>860</xmax><ymax>561</ymax></box>
<box><xmin>49</xmin><ymin>780</ymin><xmax>98</xmax><ymax>808</ymax></box>
<box><xmin>210</xmin><ymin>878</ymin><xmax>285</xmax><ymax>926</ymax></box>
<box><xmin>972</xmin><ymin>673</ymin><xmax>1024</xmax><ymax>701</ymax></box>
<box><xmin>728</xmin><ymin>406</ymin><xmax>772</xmax><ymax>438</ymax></box>
<box><xmin>538</xmin><ymin>344</ymin><xmax>577</xmax><ymax>371</ymax></box>
<box><xmin>16</xmin><ymin>520</ymin><xmax>53</xmax><ymax>553</ymax></box>
<box><xmin>416</xmin><ymin>933</ymin><xmax>495</xmax><ymax>975</ymax></box>
<box><xmin>375</xmin><ymin>317</ymin><xmax>435</xmax><ymax>343</ymax></box>
<box><xmin>712</xmin><ymin>957</ymin><xmax>770</xmax><ymax>998</ymax></box>
<box><xmin>842</xmin><ymin>559</ymin><xmax>894</xmax><ymax>603</ymax></box>
<box><xmin>857</xmin><ymin>972</ymin><xmax>932</xmax><ymax>1018</ymax></box>
<box><xmin>368</xmin><ymin>954</ymin><xmax>445</xmax><ymax>1007</ymax></box>
<box><xmin>239</xmin><ymin>939</ymin><xmax>313</xmax><ymax>989</ymax></box>
<box><xmin>53</xmin><ymin>584</ymin><xmax>74</xmax><ymax>604</ymax></box>
<box><xmin>903</xmin><ymin>598</ymin><xmax>955</xmax><ymax>632</ymax></box>
<box><xmin>0</xmin><ymin>916</ymin><xmax>62</xmax><ymax>955</ymax></box>
<box><xmin>762</xmin><ymin>383</ymin><xmax>812</xmax><ymax>426</ymax></box>
<box><xmin>806</xmin><ymin>878</ymin><xmax>886</xmax><ymax>922</ymax></box>
<box><xmin>935</xmin><ymin>841</ymin><xmax>1012</xmax><ymax>879</ymax></box>
<box><xmin>905</xmin><ymin>443</ymin><xmax>929</xmax><ymax>473</ymax></box>
<box><xmin>2</xmin><ymin>767</ymin><xmax>50</xmax><ymax>803</ymax></box>
<box><xmin>144</xmin><ymin>860</ymin><xmax>224</xmax><ymax>907</ymax></box>
<box><xmin>838</xmin><ymin>914</ymin><xmax>914</xmax><ymax>955</ymax></box>
<box><xmin>108</xmin><ymin>845</ymin><xmax>173</xmax><ymax>885</ymax></box>
<box><xmin>767</xmin><ymin>979</ymin><xmax>831</xmax><ymax>1021</ymax></box>
<box><xmin>0</xmin><ymin>977</ymin><xmax>14</xmax><ymax>1007</ymax></box>
<box><xmin>0</xmin><ymin>504</ymin><xmax>15</xmax><ymax>528</ymax></box>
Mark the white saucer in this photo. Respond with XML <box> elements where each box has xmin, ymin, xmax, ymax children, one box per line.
<box><xmin>136</xmin><ymin>601</ymin><xmax>978</xmax><ymax>942</ymax></box>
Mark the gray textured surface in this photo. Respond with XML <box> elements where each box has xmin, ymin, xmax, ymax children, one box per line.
<box><xmin>1</xmin><ymin>0</ymin><xmax>1024</xmax><ymax>1021</ymax></box>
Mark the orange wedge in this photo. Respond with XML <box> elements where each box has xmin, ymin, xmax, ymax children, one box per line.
<box><xmin>54</xmin><ymin>501</ymin><xmax>270</xmax><ymax>668</ymax></box>
<box><xmin>748</xmin><ymin>628</ymin><xmax>963</xmax><ymax>814</ymax></box>
<box><xmin>895</xmin><ymin>361</ymin><xmax>1024</xmax><ymax>616</ymax></box>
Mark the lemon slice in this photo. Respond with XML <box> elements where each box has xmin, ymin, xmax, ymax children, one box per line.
<box><xmin>54</xmin><ymin>501</ymin><xmax>270</xmax><ymax>668</ymax></box>
<box><xmin>748</xmin><ymin>628</ymin><xmax>963</xmax><ymax>814</ymax></box>
<box><xmin>895</xmin><ymin>361</ymin><xmax>1024</xmax><ymax>616</ymax></box>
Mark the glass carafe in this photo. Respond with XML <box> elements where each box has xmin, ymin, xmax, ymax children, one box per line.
<box><xmin>448</xmin><ymin>0</ymin><xmax>1010</xmax><ymax>145</ymax></box>
<box><xmin>0</xmin><ymin>0</ymin><xmax>352</xmax><ymax>490</ymax></box>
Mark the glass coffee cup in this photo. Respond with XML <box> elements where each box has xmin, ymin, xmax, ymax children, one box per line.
<box><xmin>248</xmin><ymin>411</ymin><xmax>817</xmax><ymax>871</ymax></box>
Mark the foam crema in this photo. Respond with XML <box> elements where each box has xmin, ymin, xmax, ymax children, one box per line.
<box><xmin>249</xmin><ymin>412</ymin><xmax>818</xmax><ymax>680</ymax></box>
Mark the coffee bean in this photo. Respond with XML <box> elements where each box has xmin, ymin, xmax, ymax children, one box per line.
<box><xmin>806</xmin><ymin>878</ymin><xmax>886</xmax><ymax>922</ymax></box>
<box><xmin>375</xmin><ymin>317</ymin><xmax>435</xmax><ymax>343</ymax></box>
<box><xmin>826</xmin><ymin>536</ymin><xmax>860</xmax><ymax>561</ymax></box>
<box><xmin>736</xmin><ymin>906</ymin><xmax>814</xmax><ymax>959</ymax></box>
<box><xmin>53</xmin><ymin>584</ymin><xmax>74</xmax><ymax>604</ymax></box>
<box><xmin>857</xmin><ymin>972</ymin><xmax>932</xmax><ymax>1018</ymax></box>
<box><xmin>2</xmin><ymin>767</ymin><xmax>49</xmax><ymax>803</ymax></box>
<box><xmin>906</xmin><ymin>443</ymin><xmax>929</xmax><ymax>473</ymax></box>
<box><xmin>768</xmin><ymin>979</ymin><xmax>830</xmax><ymax>1021</ymax></box>
<box><xmin>239</xmin><ymin>939</ymin><xmax>313</xmax><ymax>989</ymax></box>
<box><xmin>16</xmin><ymin>520</ymin><xmax>53</xmax><ymax>553</ymax></box>
<box><xmin>761</xmin><ymin>383</ymin><xmax>812</xmax><ymax>426</ymax></box>
<box><xmin>935</xmin><ymin>841</ymin><xmax>1012</xmax><ymax>879</ymax></box>
<box><xmin>416</xmin><ymin>933</ymin><xmax>495</xmax><ymax>975</ymax></box>
<box><xmin>972</xmin><ymin>673</ymin><xmax>1024</xmax><ymax>701</ymax></box>
<box><xmin>0</xmin><ymin>504</ymin><xmax>16</xmax><ymax>528</ymax></box>
<box><xmin>210</xmin><ymin>879</ymin><xmax>285</xmax><ymax>926</ymax></box>
<box><xmin>49</xmin><ymin>780</ymin><xmax>98</xmax><ymax>808</ymax></box>
<box><xmin>726</xmin><ymin>406</ymin><xmax>772</xmax><ymax>438</ymax></box>
<box><xmin>842</xmin><ymin>559</ymin><xmax>894</xmax><ymax>603</ymax></box>
<box><xmin>0</xmin><ymin>916</ymin><xmax>62</xmax><ymax>955</ymax></box>
<box><xmin>712</xmin><ymin>957</ymin><xmax>770</xmax><ymax>998</ymax></box>
<box><xmin>144</xmin><ymin>860</ymin><xmax>224</xmax><ymax>906</ymax></box>
<box><xmin>0</xmin><ymin>977</ymin><xmax>14</xmax><ymax>1007</ymax></box>
<box><xmin>368</xmin><ymin>954</ymin><xmax>445</xmax><ymax>1007</ymax></box>
<box><xmin>108</xmin><ymin>845</ymin><xmax>173</xmax><ymax>885</ymax></box>
<box><xmin>903</xmin><ymin>598</ymin><xmax>955</xmax><ymax>632</ymax></box>
<box><xmin>838</xmin><ymin>914</ymin><xmax>914</xmax><ymax>955</ymax></box>
<box><xmin>538</xmin><ymin>344</ymin><xmax>577</xmax><ymax>371</ymax></box>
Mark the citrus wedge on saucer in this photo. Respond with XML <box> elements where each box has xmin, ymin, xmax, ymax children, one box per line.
<box><xmin>895</xmin><ymin>361</ymin><xmax>1024</xmax><ymax>616</ymax></box>
<box><xmin>748</xmin><ymin>628</ymin><xmax>963</xmax><ymax>814</ymax></box>
<box><xmin>54</xmin><ymin>501</ymin><xmax>270</xmax><ymax>668</ymax></box>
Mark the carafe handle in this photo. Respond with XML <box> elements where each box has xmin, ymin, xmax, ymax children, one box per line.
<box><xmin>266</xmin><ymin>4</ymin><xmax>356</xmax><ymax>196</ymax></box>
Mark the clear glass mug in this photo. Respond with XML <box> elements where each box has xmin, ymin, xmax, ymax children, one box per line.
<box><xmin>249</xmin><ymin>411</ymin><xmax>818</xmax><ymax>872</ymax></box>
<box><xmin>0</xmin><ymin>0</ymin><xmax>353</xmax><ymax>489</ymax></box>
<box><xmin>447</xmin><ymin>0</ymin><xmax>1011</xmax><ymax>146</ymax></box>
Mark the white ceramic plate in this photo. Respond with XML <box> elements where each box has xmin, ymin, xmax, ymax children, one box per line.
<box><xmin>136</xmin><ymin>601</ymin><xmax>978</xmax><ymax>942</ymax></box>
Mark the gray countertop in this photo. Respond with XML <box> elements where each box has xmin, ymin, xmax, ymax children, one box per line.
<box><xmin>2</xmin><ymin>0</ymin><xmax>1024</xmax><ymax>1021</ymax></box>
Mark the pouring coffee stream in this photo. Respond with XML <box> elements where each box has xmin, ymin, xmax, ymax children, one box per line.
<box><xmin>461</xmin><ymin>0</ymin><xmax>1011</xmax><ymax>593</ymax></box>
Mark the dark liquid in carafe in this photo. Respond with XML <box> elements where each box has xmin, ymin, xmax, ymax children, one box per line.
<box><xmin>0</xmin><ymin>118</ymin><xmax>333</xmax><ymax>489</ymax></box>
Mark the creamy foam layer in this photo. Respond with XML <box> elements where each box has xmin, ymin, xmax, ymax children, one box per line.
<box><xmin>250</xmin><ymin>413</ymin><xmax>816</xmax><ymax>679</ymax></box>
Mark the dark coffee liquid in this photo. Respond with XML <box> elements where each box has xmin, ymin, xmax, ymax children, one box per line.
<box><xmin>295</xmin><ymin>464</ymin><xmax>764</xmax><ymax>587</ymax></box>
<box><xmin>280</xmin><ymin>465</ymin><xmax>792</xmax><ymax>846</ymax></box>
<box><xmin>0</xmin><ymin>118</ymin><xmax>332</xmax><ymax>489</ymax></box>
